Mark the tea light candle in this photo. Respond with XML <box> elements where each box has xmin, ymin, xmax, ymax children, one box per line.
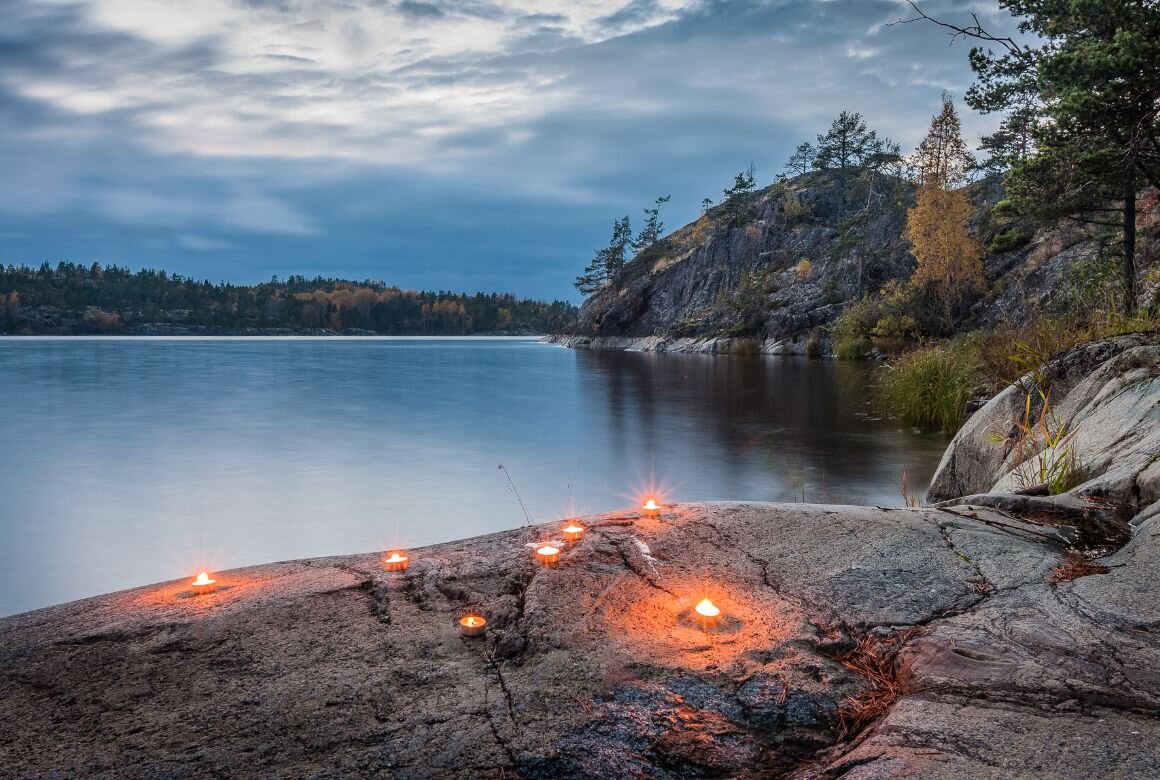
<box><xmin>190</xmin><ymin>571</ymin><xmax>217</xmax><ymax>596</ymax></box>
<box><xmin>694</xmin><ymin>598</ymin><xmax>721</xmax><ymax>628</ymax></box>
<box><xmin>383</xmin><ymin>551</ymin><xmax>409</xmax><ymax>572</ymax></box>
<box><xmin>562</xmin><ymin>523</ymin><xmax>585</xmax><ymax>542</ymax></box>
<box><xmin>642</xmin><ymin>499</ymin><xmax>662</xmax><ymax>517</ymax></box>
<box><xmin>459</xmin><ymin>614</ymin><xmax>487</xmax><ymax>638</ymax></box>
<box><xmin>535</xmin><ymin>545</ymin><xmax>561</xmax><ymax>565</ymax></box>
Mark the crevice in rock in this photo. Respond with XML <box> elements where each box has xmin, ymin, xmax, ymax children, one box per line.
<box><xmin>482</xmin><ymin>678</ymin><xmax>520</xmax><ymax>774</ymax></box>
<box><xmin>592</xmin><ymin>528</ymin><xmax>678</xmax><ymax>598</ymax></box>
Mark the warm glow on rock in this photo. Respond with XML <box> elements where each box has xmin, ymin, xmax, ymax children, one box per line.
<box><xmin>192</xmin><ymin>572</ymin><xmax>215</xmax><ymax>587</ymax></box>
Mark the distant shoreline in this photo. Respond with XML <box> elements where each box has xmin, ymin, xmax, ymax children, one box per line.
<box><xmin>0</xmin><ymin>330</ymin><xmax>552</xmax><ymax>338</ymax></box>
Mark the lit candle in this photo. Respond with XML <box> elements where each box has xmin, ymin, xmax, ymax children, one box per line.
<box><xmin>562</xmin><ymin>523</ymin><xmax>585</xmax><ymax>542</ymax></box>
<box><xmin>694</xmin><ymin>598</ymin><xmax>721</xmax><ymax>628</ymax></box>
<box><xmin>459</xmin><ymin>614</ymin><xmax>487</xmax><ymax>638</ymax></box>
<box><xmin>642</xmin><ymin>498</ymin><xmax>662</xmax><ymax>517</ymax></box>
<box><xmin>535</xmin><ymin>545</ymin><xmax>561</xmax><ymax>565</ymax></box>
<box><xmin>383</xmin><ymin>551</ymin><xmax>409</xmax><ymax>572</ymax></box>
<box><xmin>190</xmin><ymin>571</ymin><xmax>217</xmax><ymax>596</ymax></box>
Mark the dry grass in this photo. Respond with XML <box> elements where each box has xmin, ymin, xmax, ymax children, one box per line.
<box><xmin>834</xmin><ymin>628</ymin><xmax>922</xmax><ymax>737</ymax></box>
<box><xmin>1048</xmin><ymin>551</ymin><xmax>1110</xmax><ymax>583</ymax></box>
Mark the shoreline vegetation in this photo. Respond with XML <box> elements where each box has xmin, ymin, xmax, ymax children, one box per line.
<box><xmin>0</xmin><ymin>262</ymin><xmax>578</xmax><ymax>337</ymax></box>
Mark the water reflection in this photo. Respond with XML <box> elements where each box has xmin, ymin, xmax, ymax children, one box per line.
<box><xmin>0</xmin><ymin>338</ymin><xmax>946</xmax><ymax>616</ymax></box>
<box><xmin>577</xmin><ymin>350</ymin><xmax>947</xmax><ymax>506</ymax></box>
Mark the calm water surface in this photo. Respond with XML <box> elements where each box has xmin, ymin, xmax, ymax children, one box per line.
<box><xmin>0</xmin><ymin>337</ymin><xmax>948</xmax><ymax>616</ymax></box>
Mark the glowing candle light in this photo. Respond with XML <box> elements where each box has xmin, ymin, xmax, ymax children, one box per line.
<box><xmin>459</xmin><ymin>614</ymin><xmax>487</xmax><ymax>638</ymax></box>
<box><xmin>190</xmin><ymin>572</ymin><xmax>217</xmax><ymax>596</ymax></box>
<box><xmin>535</xmin><ymin>545</ymin><xmax>561</xmax><ymax>565</ymax></box>
<box><xmin>694</xmin><ymin>598</ymin><xmax>721</xmax><ymax>628</ymax></box>
<box><xmin>562</xmin><ymin>523</ymin><xmax>586</xmax><ymax>542</ymax></box>
<box><xmin>383</xmin><ymin>551</ymin><xmax>409</xmax><ymax>572</ymax></box>
<box><xmin>642</xmin><ymin>498</ymin><xmax>662</xmax><ymax>517</ymax></box>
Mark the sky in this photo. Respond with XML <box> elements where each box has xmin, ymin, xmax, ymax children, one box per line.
<box><xmin>0</xmin><ymin>0</ymin><xmax>1017</xmax><ymax>302</ymax></box>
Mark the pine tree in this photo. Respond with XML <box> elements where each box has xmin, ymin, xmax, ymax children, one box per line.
<box><xmin>976</xmin><ymin>105</ymin><xmax>1036</xmax><ymax>174</ymax></box>
<box><xmin>784</xmin><ymin>142</ymin><xmax>816</xmax><ymax>176</ymax></box>
<box><xmin>723</xmin><ymin>163</ymin><xmax>757</xmax><ymax>200</ymax></box>
<box><xmin>815</xmin><ymin>111</ymin><xmax>882</xmax><ymax>170</ymax></box>
<box><xmin>911</xmin><ymin>92</ymin><xmax>974</xmax><ymax>189</ymax></box>
<box><xmin>632</xmin><ymin>195</ymin><xmax>671</xmax><ymax>252</ymax></box>
<box><xmin>574</xmin><ymin>215</ymin><xmax>633</xmax><ymax>295</ymax></box>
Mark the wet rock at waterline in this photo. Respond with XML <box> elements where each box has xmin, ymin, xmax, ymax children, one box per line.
<box><xmin>2</xmin><ymin>502</ymin><xmax>1157</xmax><ymax>778</ymax></box>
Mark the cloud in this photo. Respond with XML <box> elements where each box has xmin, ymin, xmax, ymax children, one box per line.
<box><xmin>396</xmin><ymin>1</ymin><xmax>445</xmax><ymax>20</ymax></box>
<box><xmin>175</xmin><ymin>233</ymin><xmax>238</xmax><ymax>251</ymax></box>
<box><xmin>0</xmin><ymin>0</ymin><xmax>1021</xmax><ymax>298</ymax></box>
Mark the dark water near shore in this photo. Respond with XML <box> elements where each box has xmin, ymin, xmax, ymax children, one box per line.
<box><xmin>0</xmin><ymin>337</ymin><xmax>948</xmax><ymax>617</ymax></box>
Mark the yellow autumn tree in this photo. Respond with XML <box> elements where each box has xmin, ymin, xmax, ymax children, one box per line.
<box><xmin>906</xmin><ymin>93</ymin><xmax>984</xmax><ymax>330</ymax></box>
<box><xmin>907</xmin><ymin>186</ymin><xmax>984</xmax><ymax>328</ymax></box>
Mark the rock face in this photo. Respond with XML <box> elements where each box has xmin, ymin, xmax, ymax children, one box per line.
<box><xmin>2</xmin><ymin>501</ymin><xmax>1158</xmax><ymax>778</ymax></box>
<box><xmin>574</xmin><ymin>171</ymin><xmax>915</xmax><ymax>347</ymax></box>
<box><xmin>928</xmin><ymin>331</ymin><xmax>1160</xmax><ymax>527</ymax></box>
<box><xmin>567</xmin><ymin>171</ymin><xmax>1156</xmax><ymax>351</ymax></box>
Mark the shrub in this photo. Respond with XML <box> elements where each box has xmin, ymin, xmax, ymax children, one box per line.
<box><xmin>1051</xmin><ymin>252</ymin><xmax>1123</xmax><ymax>319</ymax></box>
<box><xmin>991</xmin><ymin>199</ymin><xmax>1020</xmax><ymax>219</ymax></box>
<box><xmin>794</xmin><ymin>258</ymin><xmax>812</xmax><ymax>281</ymax></box>
<box><xmin>879</xmin><ymin>342</ymin><xmax>980</xmax><ymax>433</ymax></box>
<box><xmin>1001</xmin><ymin>389</ymin><xmax>1085</xmax><ymax>495</ymax></box>
<box><xmin>804</xmin><ymin>332</ymin><xmax>825</xmax><ymax>357</ymax></box>
<box><xmin>986</xmin><ymin>225</ymin><xmax>1033</xmax><ymax>253</ymax></box>
<box><xmin>82</xmin><ymin>308</ymin><xmax>122</xmax><ymax>333</ymax></box>
<box><xmin>822</xmin><ymin>277</ymin><xmax>842</xmax><ymax>304</ymax></box>
<box><xmin>835</xmin><ymin>336</ymin><xmax>871</xmax><ymax>360</ymax></box>
<box><xmin>782</xmin><ymin>195</ymin><xmax>810</xmax><ymax>220</ymax></box>
<box><xmin>727</xmin><ymin>337</ymin><xmax>761</xmax><ymax>355</ymax></box>
<box><xmin>689</xmin><ymin>215</ymin><xmax>713</xmax><ymax>244</ymax></box>
<box><xmin>830</xmin><ymin>281</ymin><xmax>929</xmax><ymax>357</ymax></box>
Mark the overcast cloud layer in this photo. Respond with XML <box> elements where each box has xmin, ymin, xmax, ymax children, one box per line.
<box><xmin>0</xmin><ymin>0</ymin><xmax>1014</xmax><ymax>300</ymax></box>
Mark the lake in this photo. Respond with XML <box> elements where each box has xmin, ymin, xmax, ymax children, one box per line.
<box><xmin>0</xmin><ymin>337</ymin><xmax>948</xmax><ymax>617</ymax></box>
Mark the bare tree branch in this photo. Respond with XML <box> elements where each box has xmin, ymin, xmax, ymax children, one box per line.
<box><xmin>888</xmin><ymin>1</ymin><xmax>1027</xmax><ymax>57</ymax></box>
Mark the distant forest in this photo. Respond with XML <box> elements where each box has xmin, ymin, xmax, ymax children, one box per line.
<box><xmin>0</xmin><ymin>262</ymin><xmax>578</xmax><ymax>336</ymax></box>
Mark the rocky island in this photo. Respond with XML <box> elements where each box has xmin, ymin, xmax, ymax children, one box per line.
<box><xmin>1</xmin><ymin>335</ymin><xmax>1157</xmax><ymax>778</ymax></box>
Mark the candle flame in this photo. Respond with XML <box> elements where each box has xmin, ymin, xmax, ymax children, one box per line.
<box><xmin>562</xmin><ymin>524</ymin><xmax>584</xmax><ymax>534</ymax></box>
<box><xmin>643</xmin><ymin>499</ymin><xmax>660</xmax><ymax>510</ymax></box>
<box><xmin>695</xmin><ymin>598</ymin><xmax>720</xmax><ymax>618</ymax></box>
<box><xmin>385</xmin><ymin>552</ymin><xmax>407</xmax><ymax>563</ymax></box>
<box><xmin>192</xmin><ymin>572</ymin><xmax>215</xmax><ymax>586</ymax></box>
<box><xmin>537</xmin><ymin>545</ymin><xmax>560</xmax><ymax>556</ymax></box>
<box><xmin>462</xmin><ymin>615</ymin><xmax>483</xmax><ymax>627</ymax></box>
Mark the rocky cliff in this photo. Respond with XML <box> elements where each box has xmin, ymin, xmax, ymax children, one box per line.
<box><xmin>564</xmin><ymin>171</ymin><xmax>1145</xmax><ymax>353</ymax></box>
